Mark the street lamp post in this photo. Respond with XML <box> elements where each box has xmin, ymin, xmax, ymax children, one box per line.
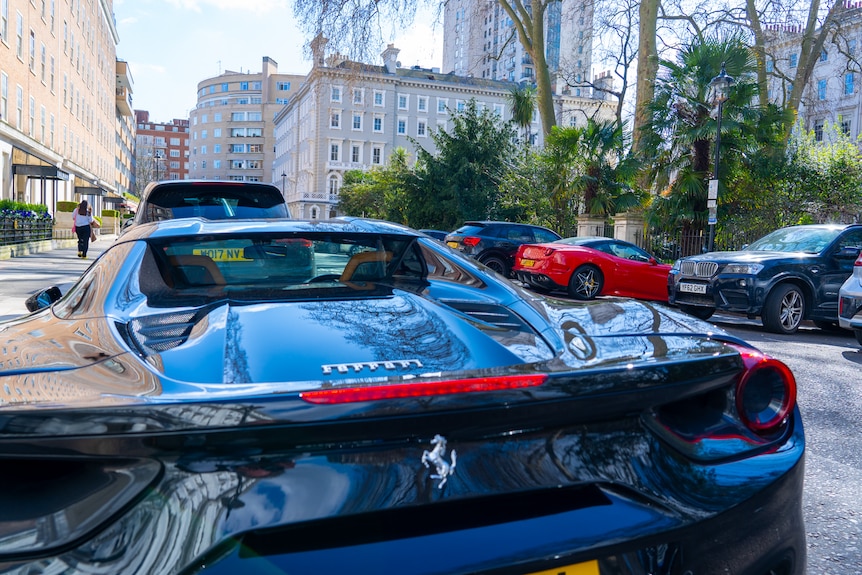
<box><xmin>707</xmin><ymin>62</ymin><xmax>735</xmax><ymax>252</ymax></box>
<box><xmin>154</xmin><ymin>150</ymin><xmax>163</xmax><ymax>183</ymax></box>
<box><xmin>281</xmin><ymin>171</ymin><xmax>287</xmax><ymax>197</ymax></box>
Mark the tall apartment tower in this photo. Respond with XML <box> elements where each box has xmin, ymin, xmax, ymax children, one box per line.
<box><xmin>442</xmin><ymin>0</ymin><xmax>593</xmax><ymax>96</ymax></box>
<box><xmin>188</xmin><ymin>57</ymin><xmax>304</xmax><ymax>184</ymax></box>
<box><xmin>134</xmin><ymin>110</ymin><xmax>190</xmax><ymax>192</ymax></box>
<box><xmin>0</xmin><ymin>0</ymin><xmax>132</xmax><ymax>214</ymax></box>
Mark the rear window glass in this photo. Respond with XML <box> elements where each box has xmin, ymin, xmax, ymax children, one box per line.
<box><xmin>140</xmin><ymin>232</ymin><xmax>417</xmax><ymax>303</ymax></box>
<box><xmin>141</xmin><ymin>184</ymin><xmax>289</xmax><ymax>223</ymax></box>
<box><xmin>452</xmin><ymin>224</ymin><xmax>487</xmax><ymax>236</ymax></box>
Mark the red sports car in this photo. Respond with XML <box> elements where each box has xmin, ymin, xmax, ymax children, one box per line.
<box><xmin>515</xmin><ymin>236</ymin><xmax>673</xmax><ymax>301</ymax></box>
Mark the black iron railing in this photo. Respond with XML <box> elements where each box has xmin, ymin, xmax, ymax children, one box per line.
<box><xmin>0</xmin><ymin>217</ymin><xmax>54</xmax><ymax>246</ymax></box>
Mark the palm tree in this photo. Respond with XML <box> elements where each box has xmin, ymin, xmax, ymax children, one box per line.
<box><xmin>544</xmin><ymin>120</ymin><xmax>643</xmax><ymax>220</ymax></box>
<box><xmin>642</xmin><ymin>33</ymin><xmax>760</xmax><ymax>238</ymax></box>
<box><xmin>508</xmin><ymin>84</ymin><xmax>537</xmax><ymax>146</ymax></box>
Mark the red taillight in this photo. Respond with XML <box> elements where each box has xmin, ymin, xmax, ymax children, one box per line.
<box><xmin>729</xmin><ymin>345</ymin><xmax>796</xmax><ymax>433</ymax></box>
<box><xmin>463</xmin><ymin>236</ymin><xmax>481</xmax><ymax>247</ymax></box>
<box><xmin>300</xmin><ymin>374</ymin><xmax>547</xmax><ymax>404</ymax></box>
<box><xmin>855</xmin><ymin>253</ymin><xmax>862</xmax><ymax>266</ymax></box>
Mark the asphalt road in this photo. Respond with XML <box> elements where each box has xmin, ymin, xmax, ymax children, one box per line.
<box><xmin>0</xmin><ymin>248</ymin><xmax>857</xmax><ymax>573</ymax></box>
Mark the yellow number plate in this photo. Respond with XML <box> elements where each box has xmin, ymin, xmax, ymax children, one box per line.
<box><xmin>527</xmin><ymin>560</ymin><xmax>599</xmax><ymax>575</ymax></box>
<box><xmin>447</xmin><ymin>241</ymin><xmax>459</xmax><ymax>249</ymax></box>
<box><xmin>520</xmin><ymin>259</ymin><xmax>536</xmax><ymax>268</ymax></box>
<box><xmin>193</xmin><ymin>248</ymin><xmax>250</xmax><ymax>262</ymax></box>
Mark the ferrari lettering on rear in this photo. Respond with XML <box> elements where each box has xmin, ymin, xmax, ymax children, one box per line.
<box><xmin>321</xmin><ymin>359</ymin><xmax>423</xmax><ymax>375</ymax></box>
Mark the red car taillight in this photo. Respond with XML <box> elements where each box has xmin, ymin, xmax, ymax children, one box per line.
<box><xmin>855</xmin><ymin>252</ymin><xmax>862</xmax><ymax>266</ymax></box>
<box><xmin>730</xmin><ymin>345</ymin><xmax>796</xmax><ymax>433</ymax></box>
<box><xmin>300</xmin><ymin>374</ymin><xmax>547</xmax><ymax>404</ymax></box>
<box><xmin>463</xmin><ymin>236</ymin><xmax>482</xmax><ymax>247</ymax></box>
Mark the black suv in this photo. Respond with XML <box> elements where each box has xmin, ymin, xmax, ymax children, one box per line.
<box><xmin>668</xmin><ymin>224</ymin><xmax>862</xmax><ymax>334</ymax></box>
<box><xmin>126</xmin><ymin>181</ymin><xmax>290</xmax><ymax>232</ymax></box>
<box><xmin>445</xmin><ymin>221</ymin><xmax>561</xmax><ymax>277</ymax></box>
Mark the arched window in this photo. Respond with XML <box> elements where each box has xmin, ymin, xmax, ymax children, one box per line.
<box><xmin>328</xmin><ymin>175</ymin><xmax>339</xmax><ymax>196</ymax></box>
<box><xmin>311</xmin><ymin>206</ymin><xmax>319</xmax><ymax>220</ymax></box>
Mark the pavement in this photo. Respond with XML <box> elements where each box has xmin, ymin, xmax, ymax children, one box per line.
<box><xmin>0</xmin><ymin>235</ymin><xmax>117</xmax><ymax>322</ymax></box>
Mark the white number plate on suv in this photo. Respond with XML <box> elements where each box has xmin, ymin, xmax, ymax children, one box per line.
<box><xmin>679</xmin><ymin>282</ymin><xmax>707</xmax><ymax>294</ymax></box>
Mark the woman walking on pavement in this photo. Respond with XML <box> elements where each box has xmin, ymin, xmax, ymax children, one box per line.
<box><xmin>71</xmin><ymin>199</ymin><xmax>98</xmax><ymax>258</ymax></box>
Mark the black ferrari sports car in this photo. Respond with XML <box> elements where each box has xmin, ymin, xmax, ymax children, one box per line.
<box><xmin>0</xmin><ymin>218</ymin><xmax>804</xmax><ymax>575</ymax></box>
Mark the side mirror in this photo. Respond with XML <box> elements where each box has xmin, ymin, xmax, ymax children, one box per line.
<box><xmin>25</xmin><ymin>286</ymin><xmax>62</xmax><ymax>312</ymax></box>
<box><xmin>649</xmin><ymin>257</ymin><xmax>658</xmax><ymax>265</ymax></box>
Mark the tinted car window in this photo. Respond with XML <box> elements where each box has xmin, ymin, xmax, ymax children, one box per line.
<box><xmin>534</xmin><ymin>228</ymin><xmax>559</xmax><ymax>243</ymax></box>
<box><xmin>139</xmin><ymin>183</ymin><xmax>289</xmax><ymax>224</ymax></box>
<box><xmin>836</xmin><ymin>229</ymin><xmax>862</xmax><ymax>250</ymax></box>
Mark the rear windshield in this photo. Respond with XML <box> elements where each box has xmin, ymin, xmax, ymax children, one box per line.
<box><xmin>140</xmin><ymin>184</ymin><xmax>289</xmax><ymax>223</ymax></box>
<box><xmin>139</xmin><ymin>232</ymin><xmax>421</xmax><ymax>303</ymax></box>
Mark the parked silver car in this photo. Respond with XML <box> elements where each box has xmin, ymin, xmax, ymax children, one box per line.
<box><xmin>839</xmin><ymin>250</ymin><xmax>862</xmax><ymax>345</ymax></box>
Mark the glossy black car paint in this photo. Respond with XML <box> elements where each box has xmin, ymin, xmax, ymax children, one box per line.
<box><xmin>0</xmin><ymin>218</ymin><xmax>805</xmax><ymax>575</ymax></box>
<box><xmin>668</xmin><ymin>224</ymin><xmax>862</xmax><ymax>333</ymax></box>
<box><xmin>444</xmin><ymin>221</ymin><xmax>561</xmax><ymax>277</ymax></box>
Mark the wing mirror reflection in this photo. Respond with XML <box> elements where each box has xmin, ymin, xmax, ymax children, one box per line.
<box><xmin>25</xmin><ymin>286</ymin><xmax>63</xmax><ymax>312</ymax></box>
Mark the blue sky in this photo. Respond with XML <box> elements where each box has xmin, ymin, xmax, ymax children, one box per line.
<box><xmin>114</xmin><ymin>0</ymin><xmax>443</xmax><ymax>122</ymax></box>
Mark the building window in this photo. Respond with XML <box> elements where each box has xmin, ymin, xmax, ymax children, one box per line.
<box><xmin>213</xmin><ymin>160</ymin><xmax>221</xmax><ymax>169</ymax></box>
<box><xmin>231</xmin><ymin>112</ymin><xmax>245</xmax><ymax>121</ymax></box>
<box><xmin>331</xmin><ymin>86</ymin><xmax>342</xmax><ymax>102</ymax></box>
<box><xmin>214</xmin><ymin>128</ymin><xmax>221</xmax><ymax>137</ymax></box>
<box><xmin>0</xmin><ymin>72</ymin><xmax>7</xmax><ymax>121</ymax></box>
<box><xmin>456</xmin><ymin>100</ymin><xmax>465</xmax><ymax>112</ymax></box>
<box><xmin>277</xmin><ymin>81</ymin><xmax>290</xmax><ymax>90</ymax></box>
<box><xmin>28</xmin><ymin>95</ymin><xmax>34</xmax><ymax>136</ymax></box>
<box><xmin>397</xmin><ymin>118</ymin><xmax>406</xmax><ymax>135</ymax></box>
<box><xmin>240</xmin><ymin>81</ymin><xmax>249</xmax><ymax>90</ymax></box>
<box><xmin>842</xmin><ymin>119</ymin><xmax>851</xmax><ymax>135</ymax></box>
<box><xmin>373</xmin><ymin>90</ymin><xmax>384</xmax><ymax>106</ymax></box>
<box><xmin>330</xmin><ymin>111</ymin><xmax>340</xmax><ymax>128</ymax></box>
<box><xmin>248</xmin><ymin>144</ymin><xmax>262</xmax><ymax>153</ymax></box>
<box><xmin>0</xmin><ymin>0</ymin><xmax>7</xmax><ymax>43</ymax></box>
<box><xmin>417</xmin><ymin>120</ymin><xmax>426</xmax><ymax>137</ymax></box>
<box><xmin>493</xmin><ymin>103</ymin><xmax>504</xmax><ymax>117</ymax></box>
<box><xmin>820</xmin><ymin>49</ymin><xmax>828</xmax><ymax>62</ymax></box>
<box><xmin>766</xmin><ymin>60</ymin><xmax>773</xmax><ymax>73</ymax></box>
<box><xmin>330</xmin><ymin>143</ymin><xmax>340</xmax><ymax>161</ymax></box>
<box><xmin>328</xmin><ymin>175</ymin><xmax>339</xmax><ymax>196</ymax></box>
<box><xmin>845</xmin><ymin>73</ymin><xmax>854</xmax><ymax>95</ymax></box>
<box><xmin>16</xmin><ymin>14</ymin><xmax>23</xmax><ymax>60</ymax></box>
<box><xmin>352</xmin><ymin>113</ymin><xmax>362</xmax><ymax>130</ymax></box>
<box><xmin>417</xmin><ymin>96</ymin><xmax>427</xmax><ymax>112</ymax></box>
<box><xmin>814</xmin><ymin>120</ymin><xmax>824</xmax><ymax>141</ymax></box>
<box><xmin>398</xmin><ymin>94</ymin><xmax>408</xmax><ymax>109</ymax></box>
<box><xmin>437</xmin><ymin>98</ymin><xmax>448</xmax><ymax>113</ymax></box>
<box><xmin>817</xmin><ymin>79</ymin><xmax>826</xmax><ymax>100</ymax></box>
<box><xmin>351</xmin><ymin>144</ymin><xmax>360</xmax><ymax>163</ymax></box>
<box><xmin>789</xmin><ymin>53</ymin><xmax>798</xmax><ymax>67</ymax></box>
<box><xmin>372</xmin><ymin>146</ymin><xmax>381</xmax><ymax>164</ymax></box>
<box><xmin>353</xmin><ymin>88</ymin><xmax>363</xmax><ymax>104</ymax></box>
<box><xmin>373</xmin><ymin>116</ymin><xmax>382</xmax><ymax>132</ymax></box>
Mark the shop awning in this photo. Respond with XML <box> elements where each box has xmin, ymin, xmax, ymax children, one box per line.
<box><xmin>11</xmin><ymin>148</ymin><xmax>70</xmax><ymax>180</ymax></box>
<box><xmin>12</xmin><ymin>164</ymin><xmax>70</xmax><ymax>180</ymax></box>
<box><xmin>75</xmin><ymin>186</ymin><xmax>107</xmax><ymax>196</ymax></box>
<box><xmin>103</xmin><ymin>196</ymin><xmax>126</xmax><ymax>204</ymax></box>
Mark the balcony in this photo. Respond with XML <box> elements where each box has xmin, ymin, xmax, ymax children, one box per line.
<box><xmin>116</xmin><ymin>86</ymin><xmax>133</xmax><ymax>117</ymax></box>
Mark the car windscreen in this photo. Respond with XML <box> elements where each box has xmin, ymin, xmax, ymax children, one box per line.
<box><xmin>141</xmin><ymin>185</ymin><xmax>289</xmax><ymax>222</ymax></box>
<box><xmin>139</xmin><ymin>232</ymin><xmax>418</xmax><ymax>303</ymax></box>
<box><xmin>745</xmin><ymin>227</ymin><xmax>841</xmax><ymax>254</ymax></box>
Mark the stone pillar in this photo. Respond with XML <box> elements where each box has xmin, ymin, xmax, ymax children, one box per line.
<box><xmin>577</xmin><ymin>215</ymin><xmax>607</xmax><ymax>238</ymax></box>
<box><xmin>613</xmin><ymin>212</ymin><xmax>645</xmax><ymax>245</ymax></box>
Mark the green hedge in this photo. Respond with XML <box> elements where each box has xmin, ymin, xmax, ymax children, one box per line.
<box><xmin>102</xmin><ymin>209</ymin><xmax>119</xmax><ymax>218</ymax></box>
<box><xmin>57</xmin><ymin>201</ymin><xmax>78</xmax><ymax>212</ymax></box>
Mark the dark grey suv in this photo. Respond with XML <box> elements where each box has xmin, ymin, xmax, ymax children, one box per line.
<box><xmin>445</xmin><ymin>221</ymin><xmax>561</xmax><ymax>277</ymax></box>
<box><xmin>668</xmin><ymin>224</ymin><xmax>862</xmax><ymax>334</ymax></box>
<box><xmin>125</xmin><ymin>181</ymin><xmax>290</xmax><ymax>233</ymax></box>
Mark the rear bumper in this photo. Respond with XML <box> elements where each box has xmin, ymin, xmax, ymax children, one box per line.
<box><xmin>193</xmin><ymin>455</ymin><xmax>806</xmax><ymax>575</ymax></box>
<box><xmin>515</xmin><ymin>270</ymin><xmax>566</xmax><ymax>292</ymax></box>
